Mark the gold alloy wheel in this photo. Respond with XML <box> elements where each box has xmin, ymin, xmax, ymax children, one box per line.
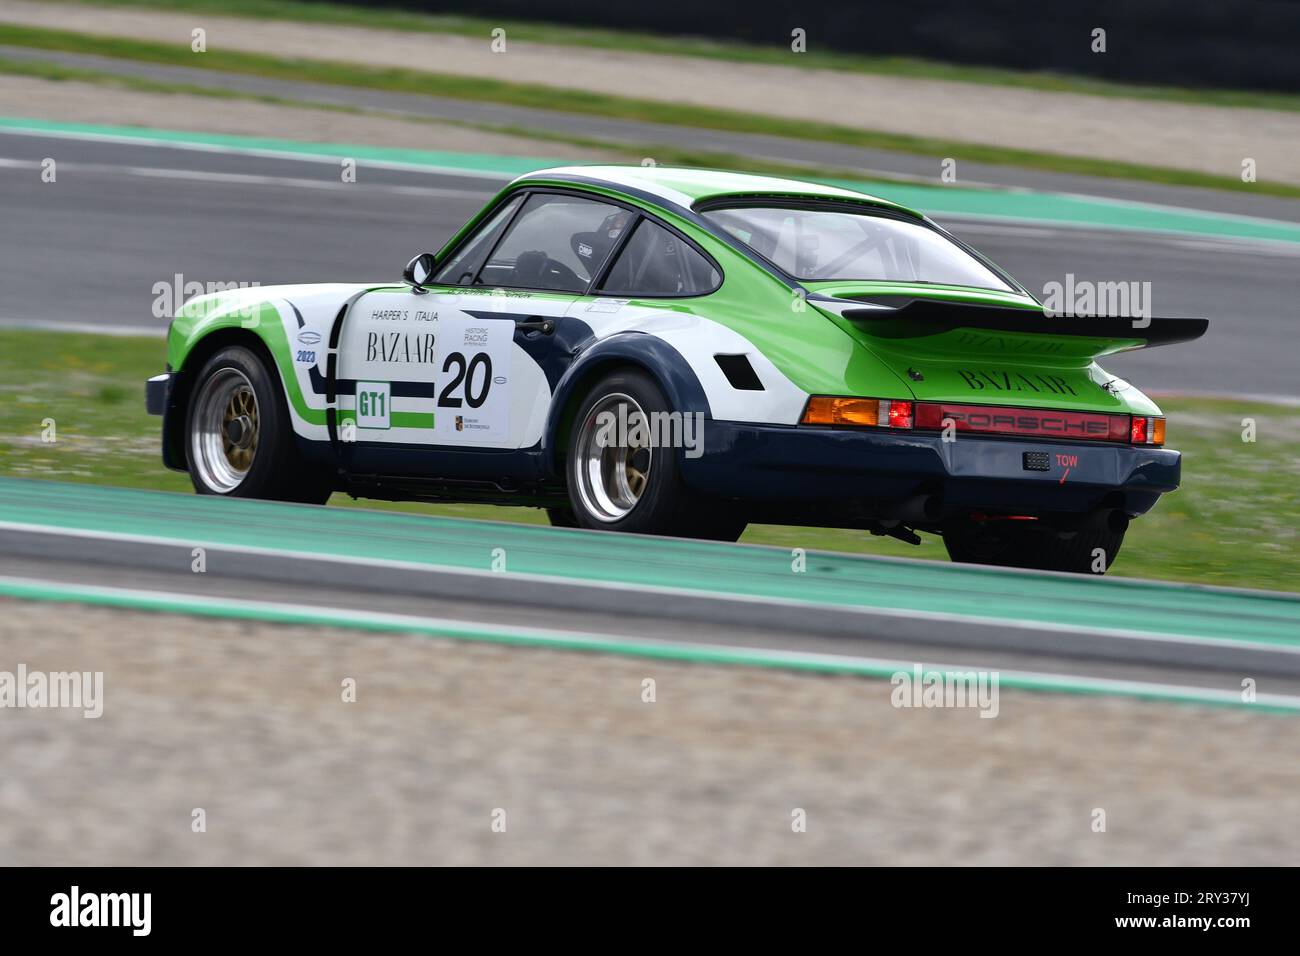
<box><xmin>190</xmin><ymin>367</ymin><xmax>260</xmax><ymax>493</ymax></box>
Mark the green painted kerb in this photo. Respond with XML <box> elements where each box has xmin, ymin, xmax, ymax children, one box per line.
<box><xmin>1</xmin><ymin>576</ymin><xmax>1295</xmax><ymax>715</ymax></box>
<box><xmin>1</xmin><ymin>478</ymin><xmax>1298</xmax><ymax>649</ymax></box>
<box><xmin>3</xmin><ymin>116</ymin><xmax>1299</xmax><ymax>245</ymax></box>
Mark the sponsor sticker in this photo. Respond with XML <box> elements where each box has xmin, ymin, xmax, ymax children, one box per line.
<box><xmin>434</xmin><ymin>315</ymin><xmax>512</xmax><ymax>442</ymax></box>
<box><xmin>956</xmin><ymin>368</ymin><xmax>1077</xmax><ymax>396</ymax></box>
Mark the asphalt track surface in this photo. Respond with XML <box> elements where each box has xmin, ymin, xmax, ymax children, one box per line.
<box><xmin>8</xmin><ymin>44</ymin><xmax>1300</xmax><ymax>222</ymax></box>
<box><xmin>1</xmin><ymin>126</ymin><xmax>1298</xmax><ymax>397</ymax></box>
<box><xmin>2</xmin><ymin>479</ymin><xmax>1298</xmax><ymax>707</ymax></box>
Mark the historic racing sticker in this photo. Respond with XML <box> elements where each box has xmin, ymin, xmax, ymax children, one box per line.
<box><xmin>433</xmin><ymin>314</ymin><xmax>512</xmax><ymax>442</ymax></box>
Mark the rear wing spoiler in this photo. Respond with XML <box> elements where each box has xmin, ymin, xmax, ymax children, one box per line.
<box><xmin>838</xmin><ymin>299</ymin><xmax>1209</xmax><ymax>348</ymax></box>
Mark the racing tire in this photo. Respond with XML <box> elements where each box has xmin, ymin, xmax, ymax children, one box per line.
<box><xmin>942</xmin><ymin>516</ymin><xmax>1124</xmax><ymax>574</ymax></box>
<box><xmin>545</xmin><ymin>507</ymin><xmax>579</xmax><ymax>528</ymax></box>
<box><xmin>564</xmin><ymin>368</ymin><xmax>746</xmax><ymax>541</ymax></box>
<box><xmin>185</xmin><ymin>345</ymin><xmax>333</xmax><ymax>504</ymax></box>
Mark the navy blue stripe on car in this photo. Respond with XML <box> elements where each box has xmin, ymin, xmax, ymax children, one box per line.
<box><xmin>462</xmin><ymin>310</ymin><xmax>594</xmax><ymax>393</ymax></box>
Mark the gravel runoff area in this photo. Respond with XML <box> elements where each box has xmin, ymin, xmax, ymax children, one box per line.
<box><xmin>0</xmin><ymin>74</ymin><xmax>627</xmax><ymax>159</ymax></box>
<box><xmin>1</xmin><ymin>598</ymin><xmax>1296</xmax><ymax>866</ymax></box>
<box><xmin>2</xmin><ymin>0</ymin><xmax>1298</xmax><ymax>184</ymax></box>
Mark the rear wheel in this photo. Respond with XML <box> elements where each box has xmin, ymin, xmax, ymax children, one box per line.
<box><xmin>185</xmin><ymin>345</ymin><xmax>332</xmax><ymax>504</ymax></box>
<box><xmin>942</xmin><ymin>516</ymin><xmax>1124</xmax><ymax>574</ymax></box>
<box><xmin>545</xmin><ymin>507</ymin><xmax>579</xmax><ymax>528</ymax></box>
<box><xmin>565</xmin><ymin>368</ymin><xmax>745</xmax><ymax>541</ymax></box>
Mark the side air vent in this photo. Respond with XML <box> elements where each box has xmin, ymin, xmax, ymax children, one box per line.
<box><xmin>714</xmin><ymin>354</ymin><xmax>764</xmax><ymax>391</ymax></box>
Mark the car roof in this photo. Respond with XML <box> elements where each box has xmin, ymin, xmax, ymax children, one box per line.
<box><xmin>512</xmin><ymin>165</ymin><xmax>921</xmax><ymax>218</ymax></box>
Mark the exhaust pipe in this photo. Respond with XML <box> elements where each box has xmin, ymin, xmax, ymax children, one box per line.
<box><xmin>895</xmin><ymin>494</ymin><xmax>943</xmax><ymax>524</ymax></box>
<box><xmin>1088</xmin><ymin>508</ymin><xmax>1129</xmax><ymax>534</ymax></box>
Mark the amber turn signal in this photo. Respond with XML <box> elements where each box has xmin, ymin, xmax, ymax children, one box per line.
<box><xmin>801</xmin><ymin>397</ymin><xmax>914</xmax><ymax>428</ymax></box>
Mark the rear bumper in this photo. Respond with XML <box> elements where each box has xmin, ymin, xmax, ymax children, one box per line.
<box><xmin>682</xmin><ymin>420</ymin><xmax>1181</xmax><ymax>523</ymax></box>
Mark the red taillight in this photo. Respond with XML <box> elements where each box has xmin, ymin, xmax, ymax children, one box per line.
<box><xmin>886</xmin><ymin>400</ymin><xmax>914</xmax><ymax>429</ymax></box>
<box><xmin>1129</xmin><ymin>415</ymin><xmax>1166</xmax><ymax>446</ymax></box>
<box><xmin>915</xmin><ymin>402</ymin><xmax>1129</xmax><ymax>442</ymax></box>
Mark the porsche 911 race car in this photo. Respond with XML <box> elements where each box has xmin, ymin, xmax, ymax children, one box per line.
<box><xmin>146</xmin><ymin>166</ymin><xmax>1206</xmax><ymax>572</ymax></box>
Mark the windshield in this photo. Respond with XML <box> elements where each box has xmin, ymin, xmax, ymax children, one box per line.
<box><xmin>702</xmin><ymin>205</ymin><xmax>1014</xmax><ymax>291</ymax></box>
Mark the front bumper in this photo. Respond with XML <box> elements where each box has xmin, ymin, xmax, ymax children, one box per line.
<box><xmin>681</xmin><ymin>421</ymin><xmax>1181</xmax><ymax>523</ymax></box>
<box><xmin>145</xmin><ymin>371</ymin><xmax>187</xmax><ymax>471</ymax></box>
<box><xmin>145</xmin><ymin>372</ymin><xmax>172</xmax><ymax>416</ymax></box>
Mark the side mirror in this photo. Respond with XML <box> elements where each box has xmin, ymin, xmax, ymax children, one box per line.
<box><xmin>402</xmin><ymin>253</ymin><xmax>437</xmax><ymax>294</ymax></box>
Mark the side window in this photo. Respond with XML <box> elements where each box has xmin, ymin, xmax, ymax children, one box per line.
<box><xmin>433</xmin><ymin>194</ymin><xmax>523</xmax><ymax>286</ymax></box>
<box><xmin>480</xmin><ymin>193</ymin><xmax>628</xmax><ymax>293</ymax></box>
<box><xmin>598</xmin><ymin>220</ymin><xmax>720</xmax><ymax>297</ymax></box>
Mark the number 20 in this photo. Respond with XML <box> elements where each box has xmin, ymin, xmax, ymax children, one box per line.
<box><xmin>438</xmin><ymin>351</ymin><xmax>492</xmax><ymax>409</ymax></box>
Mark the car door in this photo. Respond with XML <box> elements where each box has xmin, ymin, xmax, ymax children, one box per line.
<box><xmin>335</xmin><ymin>189</ymin><xmax>632</xmax><ymax>476</ymax></box>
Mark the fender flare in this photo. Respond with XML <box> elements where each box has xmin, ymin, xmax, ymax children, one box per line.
<box><xmin>542</xmin><ymin>332</ymin><xmax>711</xmax><ymax>475</ymax></box>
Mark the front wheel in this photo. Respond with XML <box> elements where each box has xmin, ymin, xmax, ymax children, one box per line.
<box><xmin>942</xmin><ymin>516</ymin><xmax>1124</xmax><ymax>574</ymax></box>
<box><xmin>185</xmin><ymin>345</ymin><xmax>332</xmax><ymax>504</ymax></box>
<box><xmin>564</xmin><ymin>368</ymin><xmax>745</xmax><ymax>541</ymax></box>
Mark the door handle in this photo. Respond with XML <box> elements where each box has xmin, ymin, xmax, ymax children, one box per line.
<box><xmin>514</xmin><ymin>316</ymin><xmax>556</xmax><ymax>335</ymax></box>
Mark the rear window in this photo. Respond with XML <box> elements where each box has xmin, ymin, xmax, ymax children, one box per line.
<box><xmin>702</xmin><ymin>205</ymin><xmax>1013</xmax><ymax>291</ymax></box>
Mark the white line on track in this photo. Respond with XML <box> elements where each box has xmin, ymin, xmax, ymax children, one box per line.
<box><xmin>939</xmin><ymin>223</ymin><xmax>1063</xmax><ymax>239</ymax></box>
<box><xmin>0</xmin><ymin>125</ymin><xmax>516</xmax><ymax>179</ymax></box>
<box><xmin>949</xmin><ymin>220</ymin><xmax>1300</xmax><ymax>255</ymax></box>
<box><xmin>1148</xmin><ymin>389</ymin><xmax>1300</xmax><ymax>407</ymax></box>
<box><xmin>0</xmin><ymin>155</ymin><xmax>493</xmax><ymax>197</ymax></box>
<box><xmin>2</xmin><ymin>572</ymin><xmax>1297</xmax><ymax>711</ymax></box>
<box><xmin>0</xmin><ymin>520</ymin><xmax>1293</xmax><ymax>657</ymax></box>
<box><xmin>933</xmin><ymin>210</ymin><xmax>1300</xmax><ymax>252</ymax></box>
<box><xmin>0</xmin><ymin>317</ymin><xmax>162</xmax><ymax>336</ymax></box>
<box><xmin>1168</xmin><ymin>237</ymin><xmax>1300</xmax><ymax>257</ymax></box>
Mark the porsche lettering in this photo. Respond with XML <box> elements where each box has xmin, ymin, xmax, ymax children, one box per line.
<box><xmin>945</xmin><ymin>410</ymin><xmax>1108</xmax><ymax>436</ymax></box>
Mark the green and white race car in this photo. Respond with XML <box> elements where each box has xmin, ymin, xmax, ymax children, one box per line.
<box><xmin>146</xmin><ymin>166</ymin><xmax>1206</xmax><ymax>573</ymax></box>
